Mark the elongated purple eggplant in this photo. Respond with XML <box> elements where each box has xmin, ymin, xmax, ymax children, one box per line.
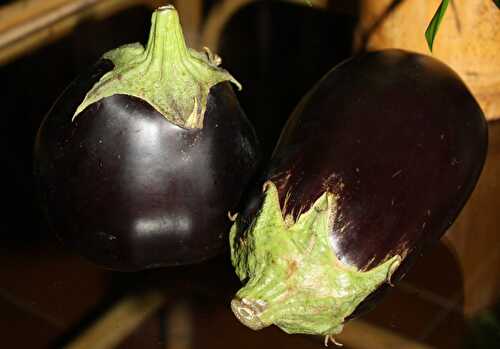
<box><xmin>229</xmin><ymin>50</ymin><xmax>487</xmax><ymax>341</ymax></box>
<box><xmin>34</xmin><ymin>6</ymin><xmax>259</xmax><ymax>271</ymax></box>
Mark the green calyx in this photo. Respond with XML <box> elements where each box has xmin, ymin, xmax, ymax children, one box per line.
<box><xmin>230</xmin><ymin>181</ymin><xmax>401</xmax><ymax>337</ymax></box>
<box><xmin>73</xmin><ymin>5</ymin><xmax>241</xmax><ymax>129</ymax></box>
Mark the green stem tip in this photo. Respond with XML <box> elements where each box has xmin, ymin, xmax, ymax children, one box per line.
<box><xmin>73</xmin><ymin>5</ymin><xmax>240</xmax><ymax>129</ymax></box>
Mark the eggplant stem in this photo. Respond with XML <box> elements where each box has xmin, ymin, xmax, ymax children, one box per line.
<box><xmin>157</xmin><ymin>4</ymin><xmax>175</xmax><ymax>11</ymax></box>
<box><xmin>73</xmin><ymin>5</ymin><xmax>240</xmax><ymax>128</ymax></box>
<box><xmin>386</xmin><ymin>255</ymin><xmax>402</xmax><ymax>286</ymax></box>
<box><xmin>324</xmin><ymin>334</ymin><xmax>343</xmax><ymax>347</ymax></box>
<box><xmin>202</xmin><ymin>46</ymin><xmax>222</xmax><ymax>66</ymax></box>
<box><xmin>230</xmin><ymin>298</ymin><xmax>266</xmax><ymax>330</ymax></box>
<box><xmin>262</xmin><ymin>180</ymin><xmax>273</xmax><ymax>193</ymax></box>
<box><xmin>228</xmin><ymin>211</ymin><xmax>238</xmax><ymax>221</ymax></box>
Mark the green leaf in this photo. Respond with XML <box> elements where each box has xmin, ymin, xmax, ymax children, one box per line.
<box><xmin>494</xmin><ymin>0</ymin><xmax>500</xmax><ymax>9</ymax></box>
<box><xmin>425</xmin><ymin>0</ymin><xmax>450</xmax><ymax>52</ymax></box>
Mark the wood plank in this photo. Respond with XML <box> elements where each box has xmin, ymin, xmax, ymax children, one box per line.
<box><xmin>444</xmin><ymin>120</ymin><xmax>500</xmax><ymax>315</ymax></box>
<box><xmin>338</xmin><ymin>319</ymin><xmax>435</xmax><ymax>349</ymax></box>
<box><xmin>64</xmin><ymin>291</ymin><xmax>165</xmax><ymax>349</ymax></box>
<box><xmin>0</xmin><ymin>0</ymin><xmax>163</xmax><ymax>65</ymax></box>
<box><xmin>174</xmin><ymin>0</ymin><xmax>202</xmax><ymax>48</ymax></box>
<box><xmin>0</xmin><ymin>0</ymin><xmax>79</xmax><ymax>32</ymax></box>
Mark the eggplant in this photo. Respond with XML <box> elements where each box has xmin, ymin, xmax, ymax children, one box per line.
<box><xmin>34</xmin><ymin>6</ymin><xmax>259</xmax><ymax>271</ymax></box>
<box><xmin>229</xmin><ymin>50</ymin><xmax>487</xmax><ymax>342</ymax></box>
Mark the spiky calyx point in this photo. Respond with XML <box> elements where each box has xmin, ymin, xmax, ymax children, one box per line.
<box><xmin>73</xmin><ymin>5</ymin><xmax>240</xmax><ymax>129</ymax></box>
<box><xmin>230</xmin><ymin>181</ymin><xmax>401</xmax><ymax>337</ymax></box>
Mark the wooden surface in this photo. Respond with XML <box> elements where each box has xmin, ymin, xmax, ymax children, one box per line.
<box><xmin>174</xmin><ymin>0</ymin><xmax>202</xmax><ymax>48</ymax></box>
<box><xmin>61</xmin><ymin>290</ymin><xmax>433</xmax><ymax>349</ymax></box>
<box><xmin>64</xmin><ymin>291</ymin><xmax>165</xmax><ymax>349</ymax></box>
<box><xmin>0</xmin><ymin>0</ymin><xmax>163</xmax><ymax>64</ymax></box>
<box><xmin>340</xmin><ymin>320</ymin><xmax>433</xmax><ymax>349</ymax></box>
<box><xmin>0</xmin><ymin>0</ymin><xmax>326</xmax><ymax>63</ymax></box>
<box><xmin>354</xmin><ymin>0</ymin><xmax>500</xmax><ymax>121</ymax></box>
<box><xmin>445</xmin><ymin>119</ymin><xmax>500</xmax><ymax>315</ymax></box>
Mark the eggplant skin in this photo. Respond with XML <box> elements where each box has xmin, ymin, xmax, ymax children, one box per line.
<box><xmin>34</xmin><ymin>59</ymin><xmax>260</xmax><ymax>271</ymax></box>
<box><xmin>242</xmin><ymin>49</ymin><xmax>487</xmax><ymax>277</ymax></box>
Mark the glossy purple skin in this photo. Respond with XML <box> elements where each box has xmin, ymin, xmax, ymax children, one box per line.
<box><xmin>34</xmin><ymin>60</ymin><xmax>260</xmax><ymax>271</ymax></box>
<box><xmin>242</xmin><ymin>49</ymin><xmax>487</xmax><ymax>279</ymax></box>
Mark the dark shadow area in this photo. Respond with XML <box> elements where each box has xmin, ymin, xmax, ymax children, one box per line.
<box><xmin>50</xmin><ymin>252</ymin><xmax>240</xmax><ymax>348</ymax></box>
<box><xmin>361</xmin><ymin>241</ymin><xmax>466</xmax><ymax>348</ymax></box>
<box><xmin>217</xmin><ymin>0</ymin><xmax>357</xmax><ymax>160</ymax></box>
<box><xmin>464</xmin><ymin>300</ymin><xmax>500</xmax><ymax>348</ymax></box>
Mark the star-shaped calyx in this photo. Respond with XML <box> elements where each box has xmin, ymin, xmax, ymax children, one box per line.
<box><xmin>230</xmin><ymin>181</ymin><xmax>401</xmax><ymax>337</ymax></box>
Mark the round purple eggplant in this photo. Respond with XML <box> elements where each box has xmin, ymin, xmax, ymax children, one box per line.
<box><xmin>229</xmin><ymin>50</ymin><xmax>487</xmax><ymax>341</ymax></box>
<box><xmin>34</xmin><ymin>6</ymin><xmax>259</xmax><ymax>271</ymax></box>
